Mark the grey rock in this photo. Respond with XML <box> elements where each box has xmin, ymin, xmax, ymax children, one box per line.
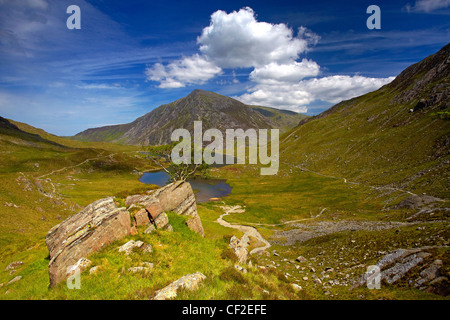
<box><xmin>153</xmin><ymin>272</ymin><xmax>206</xmax><ymax>300</ymax></box>
<box><xmin>45</xmin><ymin>197</ymin><xmax>130</xmax><ymax>287</ymax></box>
<box><xmin>7</xmin><ymin>276</ymin><xmax>22</xmax><ymax>286</ymax></box>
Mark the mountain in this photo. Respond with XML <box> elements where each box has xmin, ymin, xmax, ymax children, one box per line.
<box><xmin>73</xmin><ymin>89</ymin><xmax>307</xmax><ymax>145</ymax></box>
<box><xmin>249</xmin><ymin>105</ymin><xmax>308</xmax><ymax>133</ymax></box>
<box><xmin>281</xmin><ymin>43</ymin><xmax>449</xmax><ymax>198</ymax></box>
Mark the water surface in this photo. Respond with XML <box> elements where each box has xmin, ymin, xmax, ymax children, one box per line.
<box><xmin>139</xmin><ymin>170</ymin><xmax>232</xmax><ymax>203</ymax></box>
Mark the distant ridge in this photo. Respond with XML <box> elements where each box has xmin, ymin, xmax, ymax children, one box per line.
<box><xmin>72</xmin><ymin>89</ymin><xmax>307</xmax><ymax>145</ymax></box>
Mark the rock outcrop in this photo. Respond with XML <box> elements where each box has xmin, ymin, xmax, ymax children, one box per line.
<box><xmin>353</xmin><ymin>246</ymin><xmax>448</xmax><ymax>294</ymax></box>
<box><xmin>229</xmin><ymin>235</ymin><xmax>249</xmax><ymax>264</ymax></box>
<box><xmin>45</xmin><ymin>181</ymin><xmax>205</xmax><ymax>288</ymax></box>
<box><xmin>126</xmin><ymin>181</ymin><xmax>204</xmax><ymax>236</ymax></box>
<box><xmin>153</xmin><ymin>272</ymin><xmax>206</xmax><ymax>300</ymax></box>
<box><xmin>45</xmin><ymin>197</ymin><xmax>131</xmax><ymax>287</ymax></box>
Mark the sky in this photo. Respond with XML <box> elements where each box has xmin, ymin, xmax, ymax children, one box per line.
<box><xmin>0</xmin><ymin>0</ymin><xmax>449</xmax><ymax>136</ymax></box>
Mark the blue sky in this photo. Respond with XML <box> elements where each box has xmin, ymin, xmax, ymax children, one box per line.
<box><xmin>0</xmin><ymin>0</ymin><xmax>449</xmax><ymax>136</ymax></box>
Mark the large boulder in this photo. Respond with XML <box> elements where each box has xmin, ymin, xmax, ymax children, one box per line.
<box><xmin>126</xmin><ymin>181</ymin><xmax>204</xmax><ymax>236</ymax></box>
<box><xmin>152</xmin><ymin>181</ymin><xmax>198</xmax><ymax>216</ymax></box>
<box><xmin>45</xmin><ymin>197</ymin><xmax>130</xmax><ymax>287</ymax></box>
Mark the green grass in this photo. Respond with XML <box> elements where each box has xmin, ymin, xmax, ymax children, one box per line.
<box><xmin>1</xmin><ymin>111</ymin><xmax>448</xmax><ymax>300</ymax></box>
<box><xmin>279</xmin><ymin>86</ymin><xmax>450</xmax><ymax>199</ymax></box>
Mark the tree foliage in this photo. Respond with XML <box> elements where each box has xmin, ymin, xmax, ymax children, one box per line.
<box><xmin>146</xmin><ymin>142</ymin><xmax>209</xmax><ymax>182</ymax></box>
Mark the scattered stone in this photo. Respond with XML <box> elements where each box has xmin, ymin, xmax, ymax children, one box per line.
<box><xmin>144</xmin><ymin>225</ymin><xmax>156</xmax><ymax>234</ymax></box>
<box><xmin>303</xmin><ymin>276</ymin><xmax>309</xmax><ymax>281</ymax></box>
<box><xmin>89</xmin><ymin>266</ymin><xmax>99</xmax><ymax>275</ymax></box>
<box><xmin>128</xmin><ymin>266</ymin><xmax>151</xmax><ymax>273</ymax></box>
<box><xmin>292</xmin><ymin>284</ymin><xmax>302</xmax><ymax>291</ymax></box>
<box><xmin>118</xmin><ymin>240</ymin><xmax>145</xmax><ymax>255</ymax></box>
<box><xmin>229</xmin><ymin>235</ymin><xmax>249</xmax><ymax>264</ymax></box>
<box><xmin>314</xmin><ymin>278</ymin><xmax>322</xmax><ymax>284</ymax></box>
<box><xmin>310</xmin><ymin>267</ymin><xmax>316</xmax><ymax>273</ymax></box>
<box><xmin>141</xmin><ymin>243</ymin><xmax>153</xmax><ymax>253</ymax></box>
<box><xmin>325</xmin><ymin>267</ymin><xmax>334</xmax><ymax>273</ymax></box>
<box><xmin>234</xmin><ymin>265</ymin><xmax>248</xmax><ymax>273</ymax></box>
<box><xmin>153</xmin><ymin>272</ymin><xmax>206</xmax><ymax>300</ymax></box>
<box><xmin>164</xmin><ymin>224</ymin><xmax>174</xmax><ymax>232</ymax></box>
<box><xmin>7</xmin><ymin>276</ymin><xmax>22</xmax><ymax>286</ymax></box>
<box><xmin>5</xmin><ymin>261</ymin><xmax>23</xmax><ymax>271</ymax></box>
<box><xmin>67</xmin><ymin>258</ymin><xmax>92</xmax><ymax>277</ymax></box>
<box><xmin>4</xmin><ymin>202</ymin><xmax>19</xmax><ymax>208</ymax></box>
<box><xmin>295</xmin><ymin>256</ymin><xmax>307</xmax><ymax>263</ymax></box>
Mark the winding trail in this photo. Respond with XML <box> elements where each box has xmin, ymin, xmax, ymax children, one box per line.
<box><xmin>38</xmin><ymin>153</ymin><xmax>116</xmax><ymax>179</ymax></box>
<box><xmin>216</xmin><ymin>205</ymin><xmax>271</xmax><ymax>255</ymax></box>
<box><xmin>283</xmin><ymin>161</ymin><xmax>418</xmax><ymax>197</ymax></box>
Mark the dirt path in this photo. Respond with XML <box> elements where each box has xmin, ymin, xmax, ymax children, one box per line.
<box><xmin>216</xmin><ymin>205</ymin><xmax>271</xmax><ymax>255</ymax></box>
<box><xmin>38</xmin><ymin>153</ymin><xmax>116</xmax><ymax>179</ymax></box>
<box><xmin>283</xmin><ymin>161</ymin><xmax>418</xmax><ymax>197</ymax></box>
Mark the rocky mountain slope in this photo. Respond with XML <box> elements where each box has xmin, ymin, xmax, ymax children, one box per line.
<box><xmin>281</xmin><ymin>43</ymin><xmax>449</xmax><ymax>198</ymax></box>
<box><xmin>73</xmin><ymin>89</ymin><xmax>306</xmax><ymax>145</ymax></box>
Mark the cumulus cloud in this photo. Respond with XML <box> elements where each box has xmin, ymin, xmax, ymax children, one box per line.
<box><xmin>197</xmin><ymin>7</ymin><xmax>311</xmax><ymax>68</ymax></box>
<box><xmin>146</xmin><ymin>7</ymin><xmax>317</xmax><ymax>88</ymax></box>
<box><xmin>146</xmin><ymin>7</ymin><xmax>395</xmax><ymax>113</ymax></box>
<box><xmin>145</xmin><ymin>54</ymin><xmax>222</xmax><ymax>88</ymax></box>
<box><xmin>236</xmin><ymin>75</ymin><xmax>395</xmax><ymax>111</ymax></box>
<box><xmin>405</xmin><ymin>0</ymin><xmax>450</xmax><ymax>12</ymax></box>
<box><xmin>250</xmin><ymin>59</ymin><xmax>320</xmax><ymax>84</ymax></box>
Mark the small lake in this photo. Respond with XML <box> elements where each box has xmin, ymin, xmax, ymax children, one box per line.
<box><xmin>139</xmin><ymin>170</ymin><xmax>232</xmax><ymax>203</ymax></box>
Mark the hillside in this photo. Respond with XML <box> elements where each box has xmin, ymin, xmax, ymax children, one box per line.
<box><xmin>73</xmin><ymin>89</ymin><xmax>307</xmax><ymax>145</ymax></box>
<box><xmin>280</xmin><ymin>43</ymin><xmax>450</xmax><ymax>198</ymax></box>
<box><xmin>0</xmin><ymin>116</ymin><xmax>66</xmax><ymax>150</ymax></box>
<box><xmin>249</xmin><ymin>105</ymin><xmax>308</xmax><ymax>133</ymax></box>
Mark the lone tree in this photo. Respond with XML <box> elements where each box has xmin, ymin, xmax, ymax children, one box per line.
<box><xmin>146</xmin><ymin>142</ymin><xmax>209</xmax><ymax>182</ymax></box>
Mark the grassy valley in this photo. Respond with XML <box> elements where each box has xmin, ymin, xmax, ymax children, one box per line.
<box><xmin>0</xmin><ymin>45</ymin><xmax>449</xmax><ymax>300</ymax></box>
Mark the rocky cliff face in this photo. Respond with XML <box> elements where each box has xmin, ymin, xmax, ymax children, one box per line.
<box><xmin>46</xmin><ymin>181</ymin><xmax>204</xmax><ymax>287</ymax></box>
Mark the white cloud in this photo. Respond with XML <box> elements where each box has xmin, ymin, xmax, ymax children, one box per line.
<box><xmin>146</xmin><ymin>7</ymin><xmax>318</xmax><ymax>88</ymax></box>
<box><xmin>250</xmin><ymin>59</ymin><xmax>320</xmax><ymax>84</ymax></box>
<box><xmin>145</xmin><ymin>7</ymin><xmax>395</xmax><ymax>113</ymax></box>
<box><xmin>145</xmin><ymin>54</ymin><xmax>222</xmax><ymax>88</ymax></box>
<box><xmin>197</xmin><ymin>7</ymin><xmax>312</xmax><ymax>68</ymax></box>
<box><xmin>236</xmin><ymin>75</ymin><xmax>395</xmax><ymax>112</ymax></box>
<box><xmin>76</xmin><ymin>83</ymin><xmax>122</xmax><ymax>90</ymax></box>
<box><xmin>405</xmin><ymin>0</ymin><xmax>450</xmax><ymax>12</ymax></box>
